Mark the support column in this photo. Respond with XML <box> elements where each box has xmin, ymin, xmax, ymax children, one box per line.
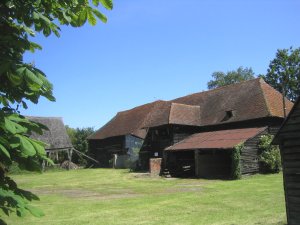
<box><xmin>194</xmin><ymin>149</ymin><xmax>199</xmax><ymax>178</ymax></box>
<box><xmin>67</xmin><ymin>149</ymin><xmax>72</xmax><ymax>170</ymax></box>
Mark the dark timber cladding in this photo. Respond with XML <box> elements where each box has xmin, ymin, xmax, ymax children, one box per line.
<box><xmin>89</xmin><ymin>78</ymin><xmax>294</xmax><ymax>170</ymax></box>
<box><xmin>165</xmin><ymin>127</ymin><xmax>267</xmax><ymax>178</ymax></box>
<box><xmin>89</xmin><ymin>135</ymin><xmax>143</xmax><ymax>167</ymax></box>
<box><xmin>273</xmin><ymin>97</ymin><xmax>300</xmax><ymax>225</ymax></box>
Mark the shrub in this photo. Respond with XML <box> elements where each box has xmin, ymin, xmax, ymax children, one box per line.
<box><xmin>231</xmin><ymin>143</ymin><xmax>243</xmax><ymax>179</ymax></box>
<box><xmin>258</xmin><ymin>135</ymin><xmax>281</xmax><ymax>173</ymax></box>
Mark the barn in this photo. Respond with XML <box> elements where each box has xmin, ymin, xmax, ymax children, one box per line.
<box><xmin>273</xmin><ymin>97</ymin><xmax>300</xmax><ymax>225</ymax></box>
<box><xmin>27</xmin><ymin>116</ymin><xmax>73</xmax><ymax>168</ymax></box>
<box><xmin>89</xmin><ymin>78</ymin><xmax>293</xmax><ymax>176</ymax></box>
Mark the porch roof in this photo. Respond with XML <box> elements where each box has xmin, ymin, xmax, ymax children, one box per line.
<box><xmin>165</xmin><ymin>127</ymin><xmax>267</xmax><ymax>151</ymax></box>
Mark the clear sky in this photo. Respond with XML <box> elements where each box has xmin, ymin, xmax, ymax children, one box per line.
<box><xmin>22</xmin><ymin>0</ymin><xmax>300</xmax><ymax>129</ymax></box>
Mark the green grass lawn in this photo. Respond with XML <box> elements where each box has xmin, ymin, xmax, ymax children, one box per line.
<box><xmin>2</xmin><ymin>169</ymin><xmax>286</xmax><ymax>225</ymax></box>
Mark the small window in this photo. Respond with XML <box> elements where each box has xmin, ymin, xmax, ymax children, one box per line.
<box><xmin>221</xmin><ymin>110</ymin><xmax>235</xmax><ymax>122</ymax></box>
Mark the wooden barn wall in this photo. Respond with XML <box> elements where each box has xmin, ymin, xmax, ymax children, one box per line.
<box><xmin>140</xmin><ymin>125</ymin><xmax>201</xmax><ymax>170</ymax></box>
<box><xmin>241</xmin><ymin>130</ymin><xmax>267</xmax><ymax>175</ymax></box>
<box><xmin>172</xmin><ymin>125</ymin><xmax>202</xmax><ymax>144</ymax></box>
<box><xmin>279</xmin><ymin>105</ymin><xmax>300</xmax><ymax>225</ymax></box>
<box><xmin>89</xmin><ymin>136</ymin><xmax>125</xmax><ymax>167</ymax></box>
<box><xmin>195</xmin><ymin>150</ymin><xmax>231</xmax><ymax>179</ymax></box>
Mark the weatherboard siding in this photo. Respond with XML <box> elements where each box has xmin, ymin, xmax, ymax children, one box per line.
<box><xmin>240</xmin><ymin>130</ymin><xmax>267</xmax><ymax>175</ymax></box>
<box><xmin>273</xmin><ymin>98</ymin><xmax>300</xmax><ymax>225</ymax></box>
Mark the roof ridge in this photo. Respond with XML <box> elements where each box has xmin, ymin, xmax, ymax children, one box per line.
<box><xmin>26</xmin><ymin>116</ymin><xmax>64</xmax><ymax>120</ymax></box>
<box><xmin>173</xmin><ymin>78</ymin><xmax>260</xmax><ymax>101</ymax></box>
<box><xmin>118</xmin><ymin>100</ymin><xmax>165</xmax><ymax>114</ymax></box>
<box><xmin>139</xmin><ymin>101</ymin><xmax>169</xmax><ymax>130</ymax></box>
<box><xmin>258</xmin><ymin>78</ymin><xmax>272</xmax><ymax>116</ymax></box>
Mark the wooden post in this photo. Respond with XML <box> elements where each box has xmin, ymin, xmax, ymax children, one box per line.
<box><xmin>67</xmin><ymin>149</ymin><xmax>71</xmax><ymax>170</ymax></box>
<box><xmin>42</xmin><ymin>160</ymin><xmax>45</xmax><ymax>172</ymax></box>
<box><xmin>194</xmin><ymin>149</ymin><xmax>199</xmax><ymax>178</ymax></box>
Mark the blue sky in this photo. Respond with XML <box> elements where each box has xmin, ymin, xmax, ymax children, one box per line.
<box><xmin>22</xmin><ymin>0</ymin><xmax>300</xmax><ymax>129</ymax></box>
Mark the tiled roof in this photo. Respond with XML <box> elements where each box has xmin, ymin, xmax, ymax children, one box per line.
<box><xmin>142</xmin><ymin>102</ymin><xmax>201</xmax><ymax>128</ymax></box>
<box><xmin>88</xmin><ymin>100</ymin><xmax>162</xmax><ymax>140</ymax></box>
<box><xmin>172</xmin><ymin>78</ymin><xmax>293</xmax><ymax>125</ymax></box>
<box><xmin>165</xmin><ymin>127</ymin><xmax>267</xmax><ymax>151</ymax></box>
<box><xmin>90</xmin><ymin>78</ymin><xmax>293</xmax><ymax>140</ymax></box>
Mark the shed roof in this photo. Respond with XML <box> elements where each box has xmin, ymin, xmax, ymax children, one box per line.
<box><xmin>165</xmin><ymin>127</ymin><xmax>267</xmax><ymax>151</ymax></box>
<box><xmin>27</xmin><ymin>116</ymin><xmax>72</xmax><ymax>150</ymax></box>
<box><xmin>91</xmin><ymin>78</ymin><xmax>293</xmax><ymax>140</ymax></box>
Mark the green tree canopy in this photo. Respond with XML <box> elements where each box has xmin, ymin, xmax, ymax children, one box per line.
<box><xmin>65</xmin><ymin>126</ymin><xmax>94</xmax><ymax>166</ymax></box>
<box><xmin>207</xmin><ymin>67</ymin><xmax>256</xmax><ymax>90</ymax></box>
<box><xmin>0</xmin><ymin>0</ymin><xmax>112</xmax><ymax>223</ymax></box>
<box><xmin>260</xmin><ymin>47</ymin><xmax>300</xmax><ymax>102</ymax></box>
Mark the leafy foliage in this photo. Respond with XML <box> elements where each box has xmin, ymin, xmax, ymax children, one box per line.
<box><xmin>66</xmin><ymin>126</ymin><xmax>94</xmax><ymax>166</ymax></box>
<box><xmin>207</xmin><ymin>67</ymin><xmax>255</xmax><ymax>89</ymax></box>
<box><xmin>0</xmin><ymin>0</ymin><xmax>112</xmax><ymax>223</ymax></box>
<box><xmin>260</xmin><ymin>47</ymin><xmax>300</xmax><ymax>102</ymax></box>
<box><xmin>258</xmin><ymin>135</ymin><xmax>281</xmax><ymax>173</ymax></box>
<box><xmin>231</xmin><ymin>143</ymin><xmax>243</xmax><ymax>180</ymax></box>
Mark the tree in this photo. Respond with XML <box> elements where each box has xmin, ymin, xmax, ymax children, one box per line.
<box><xmin>65</xmin><ymin>126</ymin><xmax>94</xmax><ymax>166</ymax></box>
<box><xmin>260</xmin><ymin>47</ymin><xmax>300</xmax><ymax>102</ymax></box>
<box><xmin>0</xmin><ymin>0</ymin><xmax>112</xmax><ymax>223</ymax></box>
<box><xmin>207</xmin><ymin>67</ymin><xmax>255</xmax><ymax>89</ymax></box>
<box><xmin>258</xmin><ymin>135</ymin><xmax>281</xmax><ymax>173</ymax></box>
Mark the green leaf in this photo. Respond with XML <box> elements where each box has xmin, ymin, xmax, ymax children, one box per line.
<box><xmin>16</xmin><ymin>207</ymin><xmax>27</xmax><ymax>217</ymax></box>
<box><xmin>10</xmin><ymin>136</ymin><xmax>21</xmax><ymax>149</ymax></box>
<box><xmin>39</xmin><ymin>14</ymin><xmax>51</xmax><ymax>25</ymax></box>
<box><xmin>4</xmin><ymin>117</ymin><xmax>17</xmax><ymax>134</ymax></box>
<box><xmin>29</xmin><ymin>42</ymin><xmax>42</xmax><ymax>53</ymax></box>
<box><xmin>92</xmin><ymin>0</ymin><xmax>99</xmax><ymax>6</ymax></box>
<box><xmin>87</xmin><ymin>11</ymin><xmax>97</xmax><ymax>26</ymax></box>
<box><xmin>7</xmin><ymin>67</ymin><xmax>25</xmax><ymax>86</ymax></box>
<box><xmin>22</xmin><ymin>25</ymin><xmax>35</xmax><ymax>37</ymax></box>
<box><xmin>41</xmin><ymin>155</ymin><xmax>54</xmax><ymax>165</ymax></box>
<box><xmin>18</xmin><ymin>135</ymin><xmax>36</xmax><ymax>157</ymax></box>
<box><xmin>42</xmin><ymin>26</ymin><xmax>51</xmax><ymax>37</ymax></box>
<box><xmin>29</xmin><ymin>139</ymin><xmax>46</xmax><ymax>156</ymax></box>
<box><xmin>24</xmin><ymin>68</ymin><xmax>43</xmax><ymax>91</ymax></box>
<box><xmin>92</xmin><ymin>9</ymin><xmax>107</xmax><ymax>23</ymax></box>
<box><xmin>0</xmin><ymin>96</ymin><xmax>9</xmax><ymax>106</ymax></box>
<box><xmin>25</xmin><ymin>205</ymin><xmax>44</xmax><ymax>217</ymax></box>
<box><xmin>62</xmin><ymin>11</ymin><xmax>72</xmax><ymax>23</ymax></box>
<box><xmin>78</xmin><ymin>9</ymin><xmax>88</xmax><ymax>25</ymax></box>
<box><xmin>22</xmin><ymin>101</ymin><xmax>28</xmax><ymax>109</ymax></box>
<box><xmin>0</xmin><ymin>143</ymin><xmax>10</xmax><ymax>159</ymax></box>
<box><xmin>32</xmin><ymin>12</ymin><xmax>40</xmax><ymax>20</ymax></box>
<box><xmin>99</xmin><ymin>0</ymin><xmax>113</xmax><ymax>10</ymax></box>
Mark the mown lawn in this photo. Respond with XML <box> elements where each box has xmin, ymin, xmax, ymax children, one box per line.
<box><xmin>3</xmin><ymin>169</ymin><xmax>286</xmax><ymax>225</ymax></box>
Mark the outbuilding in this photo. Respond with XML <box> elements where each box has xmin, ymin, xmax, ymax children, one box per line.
<box><xmin>27</xmin><ymin>116</ymin><xmax>73</xmax><ymax>168</ymax></box>
<box><xmin>273</xmin><ymin>97</ymin><xmax>300</xmax><ymax>225</ymax></box>
<box><xmin>165</xmin><ymin>127</ymin><xmax>268</xmax><ymax>178</ymax></box>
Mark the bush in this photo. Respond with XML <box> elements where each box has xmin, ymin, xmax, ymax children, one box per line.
<box><xmin>231</xmin><ymin>143</ymin><xmax>243</xmax><ymax>179</ymax></box>
<box><xmin>258</xmin><ymin>135</ymin><xmax>281</xmax><ymax>173</ymax></box>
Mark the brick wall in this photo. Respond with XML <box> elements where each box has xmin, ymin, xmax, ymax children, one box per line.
<box><xmin>150</xmin><ymin>158</ymin><xmax>162</xmax><ymax>176</ymax></box>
